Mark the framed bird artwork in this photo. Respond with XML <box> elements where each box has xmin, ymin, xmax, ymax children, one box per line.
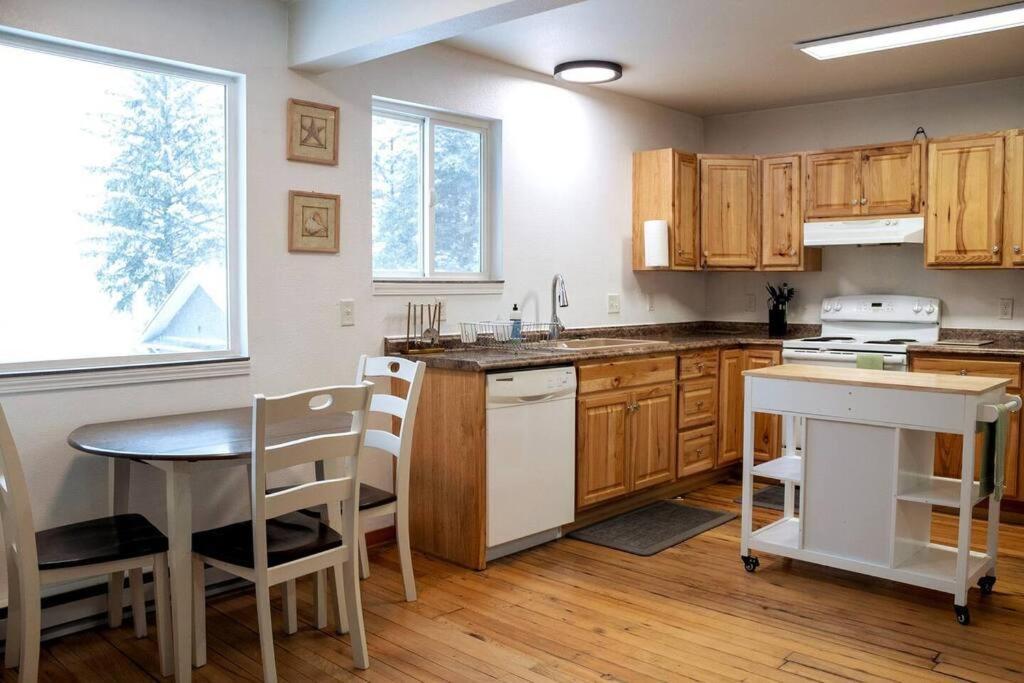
<box><xmin>288</xmin><ymin>190</ymin><xmax>340</xmax><ymax>253</ymax></box>
<box><xmin>287</xmin><ymin>98</ymin><xmax>339</xmax><ymax>165</ymax></box>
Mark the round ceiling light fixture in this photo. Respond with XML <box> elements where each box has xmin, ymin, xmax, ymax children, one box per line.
<box><xmin>553</xmin><ymin>60</ymin><xmax>622</xmax><ymax>84</ymax></box>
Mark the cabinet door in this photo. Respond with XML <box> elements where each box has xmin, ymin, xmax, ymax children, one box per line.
<box><xmin>744</xmin><ymin>349</ymin><xmax>782</xmax><ymax>462</ymax></box>
<box><xmin>717</xmin><ymin>348</ymin><xmax>745</xmax><ymax>466</ymax></box>
<box><xmin>805</xmin><ymin>151</ymin><xmax>861</xmax><ymax>218</ymax></box>
<box><xmin>679</xmin><ymin>377</ymin><xmax>717</xmax><ymax>429</ymax></box>
<box><xmin>577</xmin><ymin>391</ymin><xmax>631</xmax><ymax>508</ymax></box>
<box><xmin>700</xmin><ymin>156</ymin><xmax>759</xmax><ymax>268</ymax></box>
<box><xmin>1006</xmin><ymin>131</ymin><xmax>1024</xmax><ymax>266</ymax></box>
<box><xmin>678</xmin><ymin>426</ymin><xmax>716</xmax><ymax>478</ymax></box>
<box><xmin>760</xmin><ymin>155</ymin><xmax>802</xmax><ymax>269</ymax></box>
<box><xmin>673</xmin><ymin>151</ymin><xmax>700</xmax><ymax>269</ymax></box>
<box><xmin>861</xmin><ymin>144</ymin><xmax>921</xmax><ymax>215</ymax></box>
<box><xmin>926</xmin><ymin>136</ymin><xmax>1005</xmax><ymax>266</ymax></box>
<box><xmin>631</xmin><ymin>384</ymin><xmax>676</xmax><ymax>491</ymax></box>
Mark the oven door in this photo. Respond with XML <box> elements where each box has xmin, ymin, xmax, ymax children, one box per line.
<box><xmin>782</xmin><ymin>348</ymin><xmax>907</xmax><ymax>371</ymax></box>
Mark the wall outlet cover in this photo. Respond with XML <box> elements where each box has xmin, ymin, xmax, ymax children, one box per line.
<box><xmin>1000</xmin><ymin>298</ymin><xmax>1014</xmax><ymax>320</ymax></box>
<box><xmin>340</xmin><ymin>299</ymin><xmax>355</xmax><ymax>327</ymax></box>
<box><xmin>744</xmin><ymin>292</ymin><xmax>756</xmax><ymax>313</ymax></box>
<box><xmin>607</xmin><ymin>293</ymin><xmax>621</xmax><ymax>314</ymax></box>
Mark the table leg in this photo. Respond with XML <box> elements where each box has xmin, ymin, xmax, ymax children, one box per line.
<box><xmin>108</xmin><ymin>459</ymin><xmax>131</xmax><ymax>628</ymax></box>
<box><xmin>165</xmin><ymin>464</ymin><xmax>194</xmax><ymax>681</ymax></box>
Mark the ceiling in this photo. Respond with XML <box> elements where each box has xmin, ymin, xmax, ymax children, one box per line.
<box><xmin>446</xmin><ymin>0</ymin><xmax>1024</xmax><ymax>116</ymax></box>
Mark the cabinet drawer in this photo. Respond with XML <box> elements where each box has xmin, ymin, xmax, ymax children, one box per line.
<box><xmin>578</xmin><ymin>355</ymin><xmax>677</xmax><ymax>394</ymax></box>
<box><xmin>679</xmin><ymin>377</ymin><xmax>717</xmax><ymax>429</ymax></box>
<box><xmin>679</xmin><ymin>350</ymin><xmax>718</xmax><ymax>380</ymax></box>
<box><xmin>678</xmin><ymin>426</ymin><xmax>716</xmax><ymax>478</ymax></box>
<box><xmin>912</xmin><ymin>356</ymin><xmax>1021</xmax><ymax>390</ymax></box>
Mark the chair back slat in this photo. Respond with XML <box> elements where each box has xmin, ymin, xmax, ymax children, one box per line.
<box><xmin>265</xmin><ymin>478</ymin><xmax>353</xmax><ymax>519</ymax></box>
<box><xmin>364</xmin><ymin>429</ymin><xmax>401</xmax><ymax>458</ymax></box>
<box><xmin>0</xmin><ymin>403</ymin><xmax>41</xmax><ymax>593</ymax></box>
<box><xmin>250</xmin><ymin>383</ymin><xmax>372</xmax><ymax>571</ymax></box>
<box><xmin>369</xmin><ymin>393</ymin><xmax>407</xmax><ymax>420</ymax></box>
<box><xmin>360</xmin><ymin>356</ymin><xmax>421</xmax><ymax>384</ymax></box>
<box><xmin>265</xmin><ymin>432</ymin><xmax>361</xmax><ymax>473</ymax></box>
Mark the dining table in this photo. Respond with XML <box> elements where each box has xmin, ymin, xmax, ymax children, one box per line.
<box><xmin>67</xmin><ymin>406</ymin><xmax>353</xmax><ymax>681</ymax></box>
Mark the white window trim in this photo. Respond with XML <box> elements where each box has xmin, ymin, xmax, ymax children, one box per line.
<box><xmin>371</xmin><ymin>98</ymin><xmax>501</xmax><ymax>292</ymax></box>
<box><xmin>0</xmin><ymin>27</ymin><xmax>248</xmax><ymax>386</ymax></box>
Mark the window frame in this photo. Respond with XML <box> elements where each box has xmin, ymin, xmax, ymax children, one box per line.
<box><xmin>0</xmin><ymin>27</ymin><xmax>247</xmax><ymax>378</ymax></box>
<box><xmin>371</xmin><ymin>99</ymin><xmax>498</xmax><ymax>285</ymax></box>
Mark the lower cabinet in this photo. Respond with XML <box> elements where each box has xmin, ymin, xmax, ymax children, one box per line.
<box><xmin>911</xmin><ymin>355</ymin><xmax>1021</xmax><ymax>500</ymax></box>
<box><xmin>745</xmin><ymin>349</ymin><xmax>783</xmax><ymax>462</ymax></box>
<box><xmin>718</xmin><ymin>346</ymin><xmax>782</xmax><ymax>466</ymax></box>
<box><xmin>576</xmin><ymin>359</ymin><xmax>677</xmax><ymax>509</ymax></box>
<box><xmin>678</xmin><ymin>424</ymin><xmax>717</xmax><ymax>477</ymax></box>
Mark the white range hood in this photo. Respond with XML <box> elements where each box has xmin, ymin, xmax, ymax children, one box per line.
<box><xmin>804</xmin><ymin>216</ymin><xmax>924</xmax><ymax>246</ymax></box>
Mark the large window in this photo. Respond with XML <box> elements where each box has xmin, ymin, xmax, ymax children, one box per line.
<box><xmin>372</xmin><ymin>100</ymin><xmax>496</xmax><ymax>283</ymax></box>
<box><xmin>0</xmin><ymin>32</ymin><xmax>243</xmax><ymax>374</ymax></box>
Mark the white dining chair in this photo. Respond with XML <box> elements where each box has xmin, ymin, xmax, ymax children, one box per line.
<box><xmin>0</xmin><ymin>403</ymin><xmax>172</xmax><ymax>680</ymax></box>
<box><xmin>191</xmin><ymin>383</ymin><xmax>374</xmax><ymax>681</ymax></box>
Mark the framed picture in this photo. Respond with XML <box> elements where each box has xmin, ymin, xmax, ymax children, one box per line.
<box><xmin>287</xmin><ymin>98</ymin><xmax>339</xmax><ymax>165</ymax></box>
<box><xmin>288</xmin><ymin>190</ymin><xmax>340</xmax><ymax>253</ymax></box>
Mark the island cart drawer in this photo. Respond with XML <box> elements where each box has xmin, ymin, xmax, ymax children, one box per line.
<box><xmin>577</xmin><ymin>355</ymin><xmax>676</xmax><ymax>394</ymax></box>
<box><xmin>911</xmin><ymin>357</ymin><xmax>1021</xmax><ymax>390</ymax></box>
<box><xmin>679</xmin><ymin>350</ymin><xmax>719</xmax><ymax>380</ymax></box>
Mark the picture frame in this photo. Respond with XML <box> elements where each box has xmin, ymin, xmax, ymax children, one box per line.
<box><xmin>288</xmin><ymin>190</ymin><xmax>340</xmax><ymax>254</ymax></box>
<box><xmin>287</xmin><ymin>98</ymin><xmax>339</xmax><ymax>165</ymax></box>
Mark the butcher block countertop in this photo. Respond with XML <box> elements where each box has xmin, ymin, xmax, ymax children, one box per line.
<box><xmin>744</xmin><ymin>363</ymin><xmax>1010</xmax><ymax>395</ymax></box>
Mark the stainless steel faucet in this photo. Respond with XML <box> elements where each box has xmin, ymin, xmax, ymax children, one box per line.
<box><xmin>549</xmin><ymin>274</ymin><xmax>569</xmax><ymax>340</ymax></box>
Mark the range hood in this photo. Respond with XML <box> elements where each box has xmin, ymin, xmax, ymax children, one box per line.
<box><xmin>804</xmin><ymin>217</ymin><xmax>924</xmax><ymax>246</ymax></box>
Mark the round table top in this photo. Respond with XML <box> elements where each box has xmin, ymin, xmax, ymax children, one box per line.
<box><xmin>67</xmin><ymin>407</ymin><xmax>353</xmax><ymax>462</ymax></box>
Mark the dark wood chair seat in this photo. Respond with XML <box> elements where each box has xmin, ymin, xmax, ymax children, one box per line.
<box><xmin>35</xmin><ymin>513</ymin><xmax>168</xmax><ymax>571</ymax></box>
<box><xmin>267</xmin><ymin>483</ymin><xmax>398</xmax><ymax>519</ymax></box>
<box><xmin>192</xmin><ymin>512</ymin><xmax>343</xmax><ymax>568</ymax></box>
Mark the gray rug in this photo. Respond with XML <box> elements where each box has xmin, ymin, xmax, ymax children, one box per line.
<box><xmin>566</xmin><ymin>501</ymin><xmax>736</xmax><ymax>556</ymax></box>
<box><xmin>735</xmin><ymin>484</ymin><xmax>800</xmax><ymax>511</ymax></box>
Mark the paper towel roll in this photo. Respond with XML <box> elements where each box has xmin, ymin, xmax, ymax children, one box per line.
<box><xmin>644</xmin><ymin>219</ymin><xmax>669</xmax><ymax>267</ymax></box>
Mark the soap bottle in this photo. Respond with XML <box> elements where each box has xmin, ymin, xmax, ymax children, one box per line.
<box><xmin>510</xmin><ymin>303</ymin><xmax>522</xmax><ymax>340</ymax></box>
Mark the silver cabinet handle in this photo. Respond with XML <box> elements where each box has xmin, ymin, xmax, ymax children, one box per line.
<box><xmin>695</xmin><ymin>448</ymin><xmax>704</xmax><ymax>456</ymax></box>
<box><xmin>993</xmin><ymin>245</ymin><xmax>1001</xmax><ymax>254</ymax></box>
<box><xmin>850</xmin><ymin>199</ymin><xmax>858</xmax><ymax>206</ymax></box>
<box><xmin>696</xmin><ymin>400</ymin><xmax>704</xmax><ymax>409</ymax></box>
<box><xmin>860</xmin><ymin>197</ymin><xmax>868</xmax><ymax>205</ymax></box>
<box><xmin>960</xmin><ymin>369</ymin><xmax>968</xmax><ymax>376</ymax></box>
<box><xmin>1015</xmin><ymin>245</ymin><xmax>1021</xmax><ymax>254</ymax></box>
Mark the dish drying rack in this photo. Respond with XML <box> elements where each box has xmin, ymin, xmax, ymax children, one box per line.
<box><xmin>459</xmin><ymin>321</ymin><xmax>557</xmax><ymax>351</ymax></box>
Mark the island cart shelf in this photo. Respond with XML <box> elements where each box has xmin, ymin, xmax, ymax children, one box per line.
<box><xmin>739</xmin><ymin>364</ymin><xmax>1020</xmax><ymax>625</ymax></box>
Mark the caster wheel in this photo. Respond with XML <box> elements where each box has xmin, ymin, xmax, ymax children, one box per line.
<box><xmin>955</xmin><ymin>606</ymin><xmax>970</xmax><ymax>626</ymax></box>
<box><xmin>741</xmin><ymin>555</ymin><xmax>760</xmax><ymax>573</ymax></box>
<box><xmin>978</xmin><ymin>576</ymin><xmax>996</xmax><ymax>595</ymax></box>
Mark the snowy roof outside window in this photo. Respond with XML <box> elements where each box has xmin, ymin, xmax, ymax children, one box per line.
<box><xmin>140</xmin><ymin>264</ymin><xmax>227</xmax><ymax>352</ymax></box>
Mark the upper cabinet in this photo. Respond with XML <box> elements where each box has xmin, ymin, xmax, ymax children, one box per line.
<box><xmin>1005</xmin><ymin>131</ymin><xmax>1024</xmax><ymax>266</ymax></box>
<box><xmin>925</xmin><ymin>135</ymin><xmax>1005</xmax><ymax>267</ymax></box>
<box><xmin>761</xmin><ymin>155</ymin><xmax>820</xmax><ymax>271</ymax></box>
<box><xmin>700</xmin><ymin>156</ymin><xmax>759</xmax><ymax>269</ymax></box>
<box><xmin>804</xmin><ymin>143</ymin><xmax>922</xmax><ymax>219</ymax></box>
<box><xmin>632</xmin><ymin>149</ymin><xmax>699</xmax><ymax>271</ymax></box>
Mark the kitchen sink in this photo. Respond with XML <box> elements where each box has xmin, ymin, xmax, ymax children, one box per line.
<box><xmin>528</xmin><ymin>338</ymin><xmax>670</xmax><ymax>351</ymax></box>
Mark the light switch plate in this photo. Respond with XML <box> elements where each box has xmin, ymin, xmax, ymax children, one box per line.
<box><xmin>340</xmin><ymin>299</ymin><xmax>355</xmax><ymax>326</ymax></box>
<box><xmin>1000</xmin><ymin>298</ymin><xmax>1014</xmax><ymax>320</ymax></box>
<box><xmin>607</xmin><ymin>293</ymin><xmax>621</xmax><ymax>314</ymax></box>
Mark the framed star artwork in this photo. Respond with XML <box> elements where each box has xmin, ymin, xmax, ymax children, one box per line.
<box><xmin>287</xmin><ymin>99</ymin><xmax>339</xmax><ymax>165</ymax></box>
<box><xmin>288</xmin><ymin>190</ymin><xmax>340</xmax><ymax>253</ymax></box>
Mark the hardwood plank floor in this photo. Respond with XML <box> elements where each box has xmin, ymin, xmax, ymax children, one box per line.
<box><xmin>20</xmin><ymin>480</ymin><xmax>1024</xmax><ymax>681</ymax></box>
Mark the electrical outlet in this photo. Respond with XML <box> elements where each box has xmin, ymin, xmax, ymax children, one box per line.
<box><xmin>647</xmin><ymin>292</ymin><xmax>655</xmax><ymax>312</ymax></box>
<box><xmin>607</xmin><ymin>293</ymin><xmax>621</xmax><ymax>314</ymax></box>
<box><xmin>1000</xmin><ymin>298</ymin><xmax>1014</xmax><ymax>320</ymax></box>
<box><xmin>339</xmin><ymin>299</ymin><xmax>355</xmax><ymax>327</ymax></box>
<box><xmin>744</xmin><ymin>292</ymin><xmax>756</xmax><ymax>313</ymax></box>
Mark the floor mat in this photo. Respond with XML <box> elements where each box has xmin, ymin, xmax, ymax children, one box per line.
<box><xmin>566</xmin><ymin>501</ymin><xmax>736</xmax><ymax>556</ymax></box>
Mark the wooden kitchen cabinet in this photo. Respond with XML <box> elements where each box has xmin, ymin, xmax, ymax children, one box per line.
<box><xmin>576</xmin><ymin>356</ymin><xmax>677</xmax><ymax>508</ymax></box>
<box><xmin>700</xmin><ymin>155</ymin><xmax>759</xmax><ymax>269</ymax></box>
<box><xmin>744</xmin><ymin>349</ymin><xmax>783</xmax><ymax>462</ymax></box>
<box><xmin>717</xmin><ymin>347</ymin><xmax>782</xmax><ymax>466</ymax></box>
<box><xmin>805</xmin><ymin>143</ymin><xmax>922</xmax><ymax>220</ymax></box>
<box><xmin>1006</xmin><ymin>130</ymin><xmax>1024</xmax><ymax>266</ymax></box>
<box><xmin>760</xmin><ymin>154</ymin><xmax>821</xmax><ymax>271</ymax></box>
<box><xmin>925</xmin><ymin>135</ymin><xmax>1005</xmax><ymax>267</ymax></box>
<box><xmin>632</xmin><ymin>148</ymin><xmax>700</xmax><ymax>270</ymax></box>
<box><xmin>679</xmin><ymin>376</ymin><xmax>717</xmax><ymax>429</ymax></box>
<box><xmin>678</xmin><ymin>425</ymin><xmax>716</xmax><ymax>478</ymax></box>
<box><xmin>911</xmin><ymin>355</ymin><xmax>1020</xmax><ymax>499</ymax></box>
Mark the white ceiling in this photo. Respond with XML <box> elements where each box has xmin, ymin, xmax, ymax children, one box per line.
<box><xmin>446</xmin><ymin>0</ymin><xmax>1024</xmax><ymax>116</ymax></box>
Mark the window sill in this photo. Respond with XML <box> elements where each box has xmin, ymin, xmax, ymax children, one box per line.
<box><xmin>372</xmin><ymin>279</ymin><xmax>505</xmax><ymax>296</ymax></box>
<box><xmin>0</xmin><ymin>357</ymin><xmax>251</xmax><ymax>395</ymax></box>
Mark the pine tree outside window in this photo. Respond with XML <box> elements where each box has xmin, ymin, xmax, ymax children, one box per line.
<box><xmin>0</xmin><ymin>32</ymin><xmax>244</xmax><ymax>376</ymax></box>
<box><xmin>371</xmin><ymin>100</ymin><xmax>499</xmax><ymax>288</ymax></box>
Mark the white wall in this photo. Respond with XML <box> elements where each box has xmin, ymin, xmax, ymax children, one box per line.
<box><xmin>703</xmin><ymin>77</ymin><xmax>1024</xmax><ymax>329</ymax></box>
<box><xmin>0</xmin><ymin>0</ymin><xmax>703</xmax><ymax>599</ymax></box>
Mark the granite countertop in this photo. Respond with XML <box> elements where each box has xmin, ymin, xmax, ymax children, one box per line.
<box><xmin>909</xmin><ymin>329</ymin><xmax>1024</xmax><ymax>359</ymax></box>
<box><xmin>386</xmin><ymin>322</ymin><xmax>818</xmax><ymax>371</ymax></box>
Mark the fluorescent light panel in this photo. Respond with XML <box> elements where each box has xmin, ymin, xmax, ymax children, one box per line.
<box><xmin>798</xmin><ymin>2</ymin><xmax>1024</xmax><ymax>60</ymax></box>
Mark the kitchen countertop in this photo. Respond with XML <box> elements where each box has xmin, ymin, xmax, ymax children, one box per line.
<box><xmin>387</xmin><ymin>322</ymin><xmax>818</xmax><ymax>371</ymax></box>
<box><xmin>909</xmin><ymin>329</ymin><xmax>1024</xmax><ymax>359</ymax></box>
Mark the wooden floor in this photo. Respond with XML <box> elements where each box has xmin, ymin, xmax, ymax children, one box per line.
<box><xmin>17</xmin><ymin>480</ymin><xmax>1024</xmax><ymax>682</ymax></box>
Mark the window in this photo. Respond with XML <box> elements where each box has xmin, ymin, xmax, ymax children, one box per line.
<box><xmin>371</xmin><ymin>100</ymin><xmax>497</xmax><ymax>285</ymax></box>
<box><xmin>0</xmin><ymin>32</ymin><xmax>244</xmax><ymax>375</ymax></box>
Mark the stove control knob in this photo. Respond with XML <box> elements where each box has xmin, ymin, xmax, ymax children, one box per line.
<box><xmin>925</xmin><ymin>304</ymin><xmax>935</xmax><ymax>314</ymax></box>
<box><xmin>913</xmin><ymin>302</ymin><xmax>922</xmax><ymax>313</ymax></box>
<box><xmin>824</xmin><ymin>303</ymin><xmax>832</xmax><ymax>312</ymax></box>
<box><xmin>834</xmin><ymin>302</ymin><xmax>842</xmax><ymax>311</ymax></box>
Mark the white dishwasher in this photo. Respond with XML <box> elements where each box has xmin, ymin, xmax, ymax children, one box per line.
<box><xmin>486</xmin><ymin>366</ymin><xmax>576</xmax><ymax>560</ymax></box>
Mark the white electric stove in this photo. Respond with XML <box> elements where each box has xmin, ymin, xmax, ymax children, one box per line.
<box><xmin>782</xmin><ymin>295</ymin><xmax>941</xmax><ymax>372</ymax></box>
